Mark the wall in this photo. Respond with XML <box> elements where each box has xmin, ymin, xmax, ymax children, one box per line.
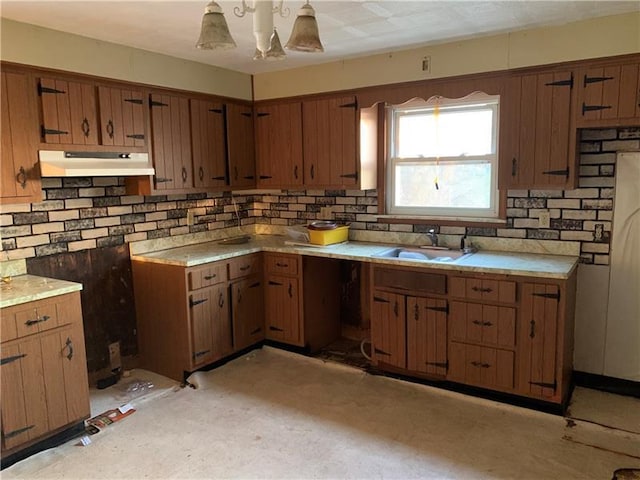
<box><xmin>0</xmin><ymin>18</ymin><xmax>253</xmax><ymax>100</ymax></box>
<box><xmin>253</xmin><ymin>12</ymin><xmax>640</xmax><ymax>99</ymax></box>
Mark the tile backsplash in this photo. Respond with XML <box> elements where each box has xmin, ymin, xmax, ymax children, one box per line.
<box><xmin>1</xmin><ymin>127</ymin><xmax>638</xmax><ymax>265</ymax></box>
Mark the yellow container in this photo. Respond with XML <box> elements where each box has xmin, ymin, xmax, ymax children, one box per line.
<box><xmin>308</xmin><ymin>225</ymin><xmax>350</xmax><ymax>245</ymax></box>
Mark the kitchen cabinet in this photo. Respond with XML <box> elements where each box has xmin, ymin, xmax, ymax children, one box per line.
<box><xmin>371</xmin><ymin>290</ymin><xmax>407</xmax><ymax>369</ymax></box>
<box><xmin>189</xmin><ymin>283</ymin><xmax>232</xmax><ymax>369</ymax></box>
<box><xmin>255</xmin><ymin>102</ymin><xmax>303</xmax><ymax>188</ymax></box>
<box><xmin>149</xmin><ymin>93</ymin><xmax>193</xmax><ymax>191</ymax></box>
<box><xmin>1</xmin><ymin>70</ymin><xmax>41</xmax><ymax>205</ymax></box>
<box><xmin>264</xmin><ymin>253</ymin><xmax>303</xmax><ymax>346</ymax></box>
<box><xmin>226</xmin><ymin>102</ymin><xmax>256</xmax><ymax>189</ymax></box>
<box><xmin>229</xmin><ymin>254</ymin><xmax>264</xmax><ymax>351</ymax></box>
<box><xmin>97</xmin><ymin>86</ymin><xmax>147</xmax><ymax>148</ymax></box>
<box><xmin>38</xmin><ymin>77</ymin><xmax>99</xmax><ymax>146</ymax></box>
<box><xmin>575</xmin><ymin>58</ymin><xmax>640</xmax><ymax>127</ymax></box>
<box><xmin>190</xmin><ymin>99</ymin><xmax>227</xmax><ymax>189</ymax></box>
<box><xmin>499</xmin><ymin>69</ymin><xmax>577</xmax><ymax>190</ymax></box>
<box><xmin>302</xmin><ymin>95</ymin><xmax>359</xmax><ymax>188</ymax></box>
<box><xmin>1</xmin><ymin>292</ymin><xmax>89</xmax><ymax>456</ymax></box>
<box><xmin>518</xmin><ymin>282</ymin><xmax>565</xmax><ymax>401</ymax></box>
<box><xmin>371</xmin><ymin>266</ymin><xmax>448</xmax><ymax>373</ymax></box>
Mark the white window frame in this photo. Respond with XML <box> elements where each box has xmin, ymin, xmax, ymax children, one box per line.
<box><xmin>386</xmin><ymin>93</ymin><xmax>500</xmax><ymax>220</ymax></box>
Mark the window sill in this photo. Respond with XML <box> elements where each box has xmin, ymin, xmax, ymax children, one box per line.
<box><xmin>375</xmin><ymin>215</ymin><xmax>507</xmax><ymax>228</ymax></box>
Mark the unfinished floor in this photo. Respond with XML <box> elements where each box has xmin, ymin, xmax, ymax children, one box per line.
<box><xmin>5</xmin><ymin>347</ymin><xmax>640</xmax><ymax>479</ymax></box>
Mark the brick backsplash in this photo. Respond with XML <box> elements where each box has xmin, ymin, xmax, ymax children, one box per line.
<box><xmin>1</xmin><ymin>127</ymin><xmax>638</xmax><ymax>264</ymax></box>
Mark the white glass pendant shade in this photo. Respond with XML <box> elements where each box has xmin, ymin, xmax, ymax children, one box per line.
<box><xmin>285</xmin><ymin>2</ymin><xmax>324</xmax><ymax>52</ymax></box>
<box><xmin>196</xmin><ymin>1</ymin><xmax>237</xmax><ymax>50</ymax></box>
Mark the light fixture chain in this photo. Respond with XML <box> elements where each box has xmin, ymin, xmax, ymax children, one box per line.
<box><xmin>274</xmin><ymin>0</ymin><xmax>290</xmax><ymax>18</ymax></box>
<box><xmin>234</xmin><ymin>0</ymin><xmax>254</xmax><ymax>18</ymax></box>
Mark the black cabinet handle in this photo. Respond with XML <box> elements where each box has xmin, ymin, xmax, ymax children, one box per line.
<box><xmin>259</xmin><ymin>175</ymin><xmax>272</xmax><ymax>180</ymax></box>
<box><xmin>511</xmin><ymin>158</ymin><xmax>517</xmax><ymax>177</ymax></box>
<box><xmin>414</xmin><ymin>304</ymin><xmax>419</xmax><ymax>321</ymax></box>
<box><xmin>472</xmin><ymin>320</ymin><xmax>483</xmax><ymax>326</ymax></box>
<box><xmin>530</xmin><ymin>319</ymin><xmax>536</xmax><ymax>339</ymax></box>
<box><xmin>204</xmin><ymin>274</ymin><xmax>216</xmax><ymax>280</ymax></box>
<box><xmin>155</xmin><ymin>177</ymin><xmax>172</xmax><ymax>184</ymax></box>
<box><xmin>472</xmin><ymin>286</ymin><xmax>493</xmax><ymax>293</ymax></box>
<box><xmin>240</xmin><ymin>265</ymin><xmax>250</xmax><ymax>272</ymax></box>
<box><xmin>275</xmin><ymin>262</ymin><xmax>288</xmax><ymax>268</ymax></box>
<box><xmin>199</xmin><ymin>167</ymin><xmax>204</xmax><ymax>182</ymax></box>
<box><xmin>310</xmin><ymin>164</ymin><xmax>315</xmax><ymax>180</ymax></box>
<box><xmin>16</xmin><ymin>166</ymin><xmax>27</xmax><ymax>189</ymax></box>
<box><xmin>212</xmin><ymin>176</ymin><xmax>226</xmax><ymax>181</ymax></box>
<box><xmin>81</xmin><ymin>118</ymin><xmax>90</xmax><ymax>137</ymax></box>
<box><xmin>106</xmin><ymin>119</ymin><xmax>114</xmax><ymax>139</ymax></box>
<box><xmin>294</xmin><ymin>165</ymin><xmax>299</xmax><ymax>180</ymax></box>
<box><xmin>218</xmin><ymin>293</ymin><xmax>224</xmax><ymax>308</ymax></box>
<box><xmin>194</xmin><ymin>350</ymin><xmax>210</xmax><ymax>359</ymax></box>
<box><xmin>190</xmin><ymin>298</ymin><xmax>208</xmax><ymax>307</ymax></box>
<box><xmin>181</xmin><ymin>167</ymin><xmax>188</xmax><ymax>183</ymax></box>
<box><xmin>4</xmin><ymin>425</ymin><xmax>34</xmax><ymax>439</ymax></box>
<box><xmin>288</xmin><ymin>283</ymin><xmax>293</xmax><ymax>298</ymax></box>
<box><xmin>25</xmin><ymin>315</ymin><xmax>50</xmax><ymax>326</ymax></box>
<box><xmin>269</xmin><ymin>326</ymin><xmax>284</xmax><ymax>332</ymax></box>
<box><xmin>393</xmin><ymin>301</ymin><xmax>399</xmax><ymax>317</ymax></box>
<box><xmin>1</xmin><ymin>353</ymin><xmax>27</xmax><ymax>366</ymax></box>
<box><xmin>268</xmin><ymin>280</ymin><xmax>283</xmax><ymax>286</ymax></box>
<box><xmin>65</xmin><ymin>337</ymin><xmax>74</xmax><ymax>360</ymax></box>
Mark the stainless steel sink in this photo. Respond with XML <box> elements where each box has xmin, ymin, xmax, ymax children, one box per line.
<box><xmin>371</xmin><ymin>246</ymin><xmax>471</xmax><ymax>263</ymax></box>
<box><xmin>217</xmin><ymin>235</ymin><xmax>252</xmax><ymax>245</ymax></box>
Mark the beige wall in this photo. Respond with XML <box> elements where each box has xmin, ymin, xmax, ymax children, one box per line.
<box><xmin>253</xmin><ymin>12</ymin><xmax>640</xmax><ymax>100</ymax></box>
<box><xmin>0</xmin><ymin>18</ymin><xmax>253</xmax><ymax>100</ymax></box>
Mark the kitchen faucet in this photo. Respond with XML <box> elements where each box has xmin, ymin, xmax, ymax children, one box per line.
<box><xmin>426</xmin><ymin>228</ymin><xmax>438</xmax><ymax>247</ymax></box>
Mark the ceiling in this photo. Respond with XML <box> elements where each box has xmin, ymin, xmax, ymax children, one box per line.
<box><xmin>2</xmin><ymin>1</ymin><xmax>638</xmax><ymax>75</ymax></box>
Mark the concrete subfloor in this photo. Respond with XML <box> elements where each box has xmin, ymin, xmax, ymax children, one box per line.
<box><xmin>4</xmin><ymin>347</ymin><xmax>640</xmax><ymax>479</ymax></box>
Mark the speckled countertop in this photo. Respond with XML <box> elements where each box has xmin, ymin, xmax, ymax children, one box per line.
<box><xmin>0</xmin><ymin>275</ymin><xmax>83</xmax><ymax>309</ymax></box>
<box><xmin>130</xmin><ymin>235</ymin><xmax>578</xmax><ymax>279</ymax></box>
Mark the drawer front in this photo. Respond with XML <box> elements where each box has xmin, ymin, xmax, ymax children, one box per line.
<box><xmin>373</xmin><ymin>267</ymin><xmax>446</xmax><ymax>295</ymax></box>
<box><xmin>449</xmin><ymin>302</ymin><xmax>516</xmax><ymax>349</ymax></box>
<box><xmin>188</xmin><ymin>262</ymin><xmax>227</xmax><ymax>290</ymax></box>
<box><xmin>4</xmin><ymin>302</ymin><xmax>60</xmax><ymax>341</ymax></box>
<box><xmin>449</xmin><ymin>277</ymin><xmax>516</xmax><ymax>304</ymax></box>
<box><xmin>229</xmin><ymin>254</ymin><xmax>263</xmax><ymax>280</ymax></box>
<box><xmin>448</xmin><ymin>342</ymin><xmax>515</xmax><ymax>390</ymax></box>
<box><xmin>265</xmin><ymin>254</ymin><xmax>298</xmax><ymax>276</ymax></box>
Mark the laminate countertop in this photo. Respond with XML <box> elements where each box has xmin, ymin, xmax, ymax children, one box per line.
<box><xmin>130</xmin><ymin>235</ymin><xmax>578</xmax><ymax>280</ymax></box>
<box><xmin>0</xmin><ymin>275</ymin><xmax>83</xmax><ymax>309</ymax></box>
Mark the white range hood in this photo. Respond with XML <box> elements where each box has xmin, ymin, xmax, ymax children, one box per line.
<box><xmin>39</xmin><ymin>150</ymin><xmax>155</xmax><ymax>177</ymax></box>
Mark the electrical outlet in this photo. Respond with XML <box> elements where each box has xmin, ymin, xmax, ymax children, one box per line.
<box><xmin>594</xmin><ymin>223</ymin><xmax>604</xmax><ymax>242</ymax></box>
<box><xmin>422</xmin><ymin>56</ymin><xmax>431</xmax><ymax>73</ymax></box>
<box><xmin>320</xmin><ymin>207</ymin><xmax>333</xmax><ymax>219</ymax></box>
<box><xmin>108</xmin><ymin>341</ymin><xmax>121</xmax><ymax>372</ymax></box>
<box><xmin>538</xmin><ymin>210</ymin><xmax>550</xmax><ymax>229</ymax></box>
<box><xmin>186</xmin><ymin>209</ymin><xmax>195</xmax><ymax>226</ymax></box>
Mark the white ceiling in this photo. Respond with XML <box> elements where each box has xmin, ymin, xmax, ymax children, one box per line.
<box><xmin>2</xmin><ymin>1</ymin><xmax>638</xmax><ymax>75</ymax></box>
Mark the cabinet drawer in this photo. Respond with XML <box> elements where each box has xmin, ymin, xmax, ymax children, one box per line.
<box><xmin>1</xmin><ymin>294</ymin><xmax>82</xmax><ymax>342</ymax></box>
<box><xmin>265</xmin><ymin>254</ymin><xmax>298</xmax><ymax>276</ymax></box>
<box><xmin>229</xmin><ymin>254</ymin><xmax>262</xmax><ymax>280</ymax></box>
<box><xmin>373</xmin><ymin>267</ymin><xmax>446</xmax><ymax>295</ymax></box>
<box><xmin>449</xmin><ymin>302</ymin><xmax>516</xmax><ymax>349</ymax></box>
<box><xmin>448</xmin><ymin>342</ymin><xmax>515</xmax><ymax>390</ymax></box>
<box><xmin>188</xmin><ymin>262</ymin><xmax>227</xmax><ymax>290</ymax></box>
<box><xmin>449</xmin><ymin>277</ymin><xmax>516</xmax><ymax>304</ymax></box>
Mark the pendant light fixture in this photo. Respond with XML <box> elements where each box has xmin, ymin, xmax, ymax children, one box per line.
<box><xmin>196</xmin><ymin>0</ymin><xmax>323</xmax><ymax>60</ymax></box>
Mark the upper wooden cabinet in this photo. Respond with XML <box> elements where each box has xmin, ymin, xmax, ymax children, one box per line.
<box><xmin>39</xmin><ymin>77</ymin><xmax>99</xmax><ymax>146</ymax></box>
<box><xmin>303</xmin><ymin>96</ymin><xmax>358</xmax><ymax>187</ymax></box>
<box><xmin>190</xmin><ymin>99</ymin><xmax>227</xmax><ymax>189</ymax></box>
<box><xmin>255</xmin><ymin>102</ymin><xmax>303</xmax><ymax>189</ymax></box>
<box><xmin>499</xmin><ymin>70</ymin><xmax>577</xmax><ymax>190</ymax></box>
<box><xmin>149</xmin><ymin>93</ymin><xmax>193</xmax><ymax>191</ymax></box>
<box><xmin>1</xmin><ymin>71</ymin><xmax>41</xmax><ymax>205</ymax></box>
<box><xmin>575</xmin><ymin>58</ymin><xmax>640</xmax><ymax>127</ymax></box>
<box><xmin>97</xmin><ymin>86</ymin><xmax>147</xmax><ymax>148</ymax></box>
<box><xmin>226</xmin><ymin>103</ymin><xmax>256</xmax><ymax>189</ymax></box>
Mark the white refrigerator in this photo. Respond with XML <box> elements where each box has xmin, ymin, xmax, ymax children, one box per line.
<box><xmin>603</xmin><ymin>151</ymin><xmax>640</xmax><ymax>381</ymax></box>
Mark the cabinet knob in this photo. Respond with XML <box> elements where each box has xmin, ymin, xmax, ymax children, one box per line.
<box><xmin>106</xmin><ymin>119</ymin><xmax>114</xmax><ymax>139</ymax></box>
<box><xmin>16</xmin><ymin>166</ymin><xmax>27</xmax><ymax>189</ymax></box>
<box><xmin>65</xmin><ymin>337</ymin><xmax>74</xmax><ymax>361</ymax></box>
<box><xmin>81</xmin><ymin>118</ymin><xmax>90</xmax><ymax>137</ymax></box>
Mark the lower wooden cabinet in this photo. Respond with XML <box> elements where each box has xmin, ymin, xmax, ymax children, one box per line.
<box><xmin>1</xmin><ymin>292</ymin><xmax>89</xmax><ymax>456</ymax></box>
<box><xmin>265</xmin><ymin>271</ymin><xmax>303</xmax><ymax>346</ymax></box>
<box><xmin>370</xmin><ymin>264</ymin><xmax>576</xmax><ymax>406</ymax></box>
<box><xmin>133</xmin><ymin>254</ymin><xmax>267</xmax><ymax>382</ymax></box>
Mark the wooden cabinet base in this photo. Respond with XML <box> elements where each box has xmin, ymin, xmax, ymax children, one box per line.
<box><xmin>1</xmin><ymin>421</ymin><xmax>86</xmax><ymax>470</ymax></box>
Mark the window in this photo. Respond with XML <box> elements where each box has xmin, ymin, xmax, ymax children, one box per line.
<box><xmin>387</xmin><ymin>93</ymin><xmax>500</xmax><ymax>219</ymax></box>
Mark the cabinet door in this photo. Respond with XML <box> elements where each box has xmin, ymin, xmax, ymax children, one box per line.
<box><xmin>500</xmin><ymin>71</ymin><xmax>575</xmax><ymax>189</ymax></box>
<box><xmin>518</xmin><ymin>283</ymin><xmax>560</xmax><ymax>399</ymax></box>
<box><xmin>1</xmin><ymin>337</ymin><xmax>49</xmax><ymax>450</ymax></box>
<box><xmin>189</xmin><ymin>284</ymin><xmax>232</xmax><ymax>369</ymax></box>
<box><xmin>255</xmin><ymin>102</ymin><xmax>303</xmax><ymax>188</ymax></box>
<box><xmin>227</xmin><ymin>103</ymin><xmax>256</xmax><ymax>189</ymax></box>
<box><xmin>1</xmin><ymin>71</ymin><xmax>41</xmax><ymax>204</ymax></box>
<box><xmin>303</xmin><ymin>96</ymin><xmax>358</xmax><ymax>187</ymax></box>
<box><xmin>265</xmin><ymin>274</ymin><xmax>302</xmax><ymax>346</ymax></box>
<box><xmin>231</xmin><ymin>276</ymin><xmax>264</xmax><ymax>351</ymax></box>
<box><xmin>190</xmin><ymin>99</ymin><xmax>227</xmax><ymax>189</ymax></box>
<box><xmin>449</xmin><ymin>301</ymin><xmax>516</xmax><ymax>349</ymax></box>
<box><xmin>149</xmin><ymin>93</ymin><xmax>192</xmax><ymax>191</ymax></box>
<box><xmin>406</xmin><ymin>296</ymin><xmax>447</xmax><ymax>376</ymax></box>
<box><xmin>97</xmin><ymin>86</ymin><xmax>146</xmax><ymax>148</ymax></box>
<box><xmin>39</xmin><ymin>77</ymin><xmax>98</xmax><ymax>145</ymax></box>
<box><xmin>371</xmin><ymin>291</ymin><xmax>406</xmax><ymax>369</ymax></box>
<box><xmin>448</xmin><ymin>343</ymin><xmax>515</xmax><ymax>390</ymax></box>
<box><xmin>577</xmin><ymin>62</ymin><xmax>640</xmax><ymax>124</ymax></box>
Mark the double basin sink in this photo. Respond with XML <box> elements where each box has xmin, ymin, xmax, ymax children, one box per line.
<box><xmin>371</xmin><ymin>246</ymin><xmax>473</xmax><ymax>264</ymax></box>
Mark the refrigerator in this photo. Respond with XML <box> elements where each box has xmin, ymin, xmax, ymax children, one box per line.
<box><xmin>603</xmin><ymin>151</ymin><xmax>640</xmax><ymax>381</ymax></box>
